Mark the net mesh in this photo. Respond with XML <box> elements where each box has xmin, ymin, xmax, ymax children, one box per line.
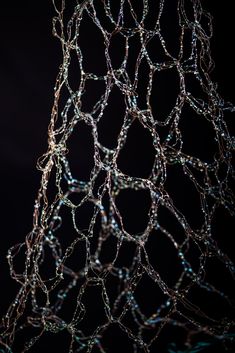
<box><xmin>1</xmin><ymin>0</ymin><xmax>235</xmax><ymax>352</ymax></box>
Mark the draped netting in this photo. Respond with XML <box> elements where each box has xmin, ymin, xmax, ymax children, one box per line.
<box><xmin>1</xmin><ymin>0</ymin><xmax>235</xmax><ymax>352</ymax></box>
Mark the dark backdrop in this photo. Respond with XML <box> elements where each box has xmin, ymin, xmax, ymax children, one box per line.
<box><xmin>0</xmin><ymin>1</ymin><xmax>234</xmax><ymax>352</ymax></box>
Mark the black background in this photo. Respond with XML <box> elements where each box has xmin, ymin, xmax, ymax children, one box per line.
<box><xmin>0</xmin><ymin>1</ymin><xmax>234</xmax><ymax>352</ymax></box>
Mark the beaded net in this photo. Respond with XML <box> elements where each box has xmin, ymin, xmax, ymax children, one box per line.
<box><xmin>1</xmin><ymin>0</ymin><xmax>235</xmax><ymax>352</ymax></box>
